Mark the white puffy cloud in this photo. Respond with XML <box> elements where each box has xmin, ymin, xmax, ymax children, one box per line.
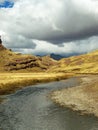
<box><xmin>35</xmin><ymin>36</ymin><xmax>98</xmax><ymax>55</ymax></box>
<box><xmin>0</xmin><ymin>0</ymin><xmax>98</xmax><ymax>55</ymax></box>
<box><xmin>12</xmin><ymin>36</ymin><xmax>98</xmax><ymax>56</ymax></box>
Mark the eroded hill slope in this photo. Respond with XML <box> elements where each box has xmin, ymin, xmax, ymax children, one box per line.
<box><xmin>0</xmin><ymin>45</ymin><xmax>56</xmax><ymax>72</ymax></box>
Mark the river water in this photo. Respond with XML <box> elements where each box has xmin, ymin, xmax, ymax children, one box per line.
<box><xmin>0</xmin><ymin>77</ymin><xmax>98</xmax><ymax>130</ymax></box>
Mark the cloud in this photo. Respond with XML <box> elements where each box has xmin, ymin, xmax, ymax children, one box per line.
<box><xmin>12</xmin><ymin>36</ymin><xmax>98</xmax><ymax>56</ymax></box>
<box><xmin>3</xmin><ymin>34</ymin><xmax>36</xmax><ymax>49</ymax></box>
<box><xmin>0</xmin><ymin>0</ymin><xmax>98</xmax><ymax>55</ymax></box>
<box><xmin>33</xmin><ymin>36</ymin><xmax>98</xmax><ymax>55</ymax></box>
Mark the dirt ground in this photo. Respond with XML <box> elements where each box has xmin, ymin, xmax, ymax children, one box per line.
<box><xmin>51</xmin><ymin>75</ymin><xmax>98</xmax><ymax>117</ymax></box>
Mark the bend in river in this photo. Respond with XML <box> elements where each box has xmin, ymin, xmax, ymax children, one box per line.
<box><xmin>0</xmin><ymin>77</ymin><xmax>98</xmax><ymax>130</ymax></box>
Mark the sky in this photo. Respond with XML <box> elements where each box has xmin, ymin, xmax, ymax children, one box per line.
<box><xmin>0</xmin><ymin>0</ymin><xmax>98</xmax><ymax>56</ymax></box>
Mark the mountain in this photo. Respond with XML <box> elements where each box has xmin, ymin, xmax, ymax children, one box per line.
<box><xmin>50</xmin><ymin>53</ymin><xmax>64</xmax><ymax>60</ymax></box>
<box><xmin>36</xmin><ymin>54</ymin><xmax>64</xmax><ymax>60</ymax></box>
<box><xmin>50</xmin><ymin>53</ymin><xmax>85</xmax><ymax>60</ymax></box>
<box><xmin>49</xmin><ymin>50</ymin><xmax>98</xmax><ymax>73</ymax></box>
<box><xmin>0</xmin><ymin>44</ymin><xmax>56</xmax><ymax>72</ymax></box>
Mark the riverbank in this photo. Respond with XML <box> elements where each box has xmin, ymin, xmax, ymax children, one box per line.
<box><xmin>0</xmin><ymin>72</ymin><xmax>73</xmax><ymax>95</ymax></box>
<box><xmin>51</xmin><ymin>75</ymin><xmax>98</xmax><ymax>117</ymax></box>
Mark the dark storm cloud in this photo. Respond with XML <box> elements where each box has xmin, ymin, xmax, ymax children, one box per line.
<box><xmin>0</xmin><ymin>0</ymin><xmax>98</xmax><ymax>54</ymax></box>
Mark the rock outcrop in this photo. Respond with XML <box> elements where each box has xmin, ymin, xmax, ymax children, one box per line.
<box><xmin>0</xmin><ymin>36</ymin><xmax>2</xmax><ymax>44</ymax></box>
<box><xmin>0</xmin><ymin>36</ymin><xmax>6</xmax><ymax>50</ymax></box>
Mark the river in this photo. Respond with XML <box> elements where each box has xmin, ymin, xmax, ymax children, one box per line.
<box><xmin>0</xmin><ymin>77</ymin><xmax>98</xmax><ymax>130</ymax></box>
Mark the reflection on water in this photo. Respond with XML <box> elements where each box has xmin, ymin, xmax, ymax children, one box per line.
<box><xmin>0</xmin><ymin>78</ymin><xmax>98</xmax><ymax>130</ymax></box>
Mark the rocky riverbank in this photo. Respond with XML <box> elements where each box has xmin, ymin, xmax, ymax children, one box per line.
<box><xmin>51</xmin><ymin>75</ymin><xmax>98</xmax><ymax>117</ymax></box>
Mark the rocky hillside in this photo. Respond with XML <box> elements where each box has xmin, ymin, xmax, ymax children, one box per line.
<box><xmin>50</xmin><ymin>50</ymin><xmax>98</xmax><ymax>73</ymax></box>
<box><xmin>0</xmin><ymin>45</ymin><xmax>56</xmax><ymax>72</ymax></box>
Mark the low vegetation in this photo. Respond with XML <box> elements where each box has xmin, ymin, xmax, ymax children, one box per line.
<box><xmin>0</xmin><ymin>72</ymin><xmax>73</xmax><ymax>95</ymax></box>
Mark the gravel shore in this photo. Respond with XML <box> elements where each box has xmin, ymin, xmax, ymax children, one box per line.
<box><xmin>51</xmin><ymin>75</ymin><xmax>98</xmax><ymax>117</ymax></box>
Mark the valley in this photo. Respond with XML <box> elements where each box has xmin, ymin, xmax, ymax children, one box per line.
<box><xmin>0</xmin><ymin>43</ymin><xmax>98</xmax><ymax>118</ymax></box>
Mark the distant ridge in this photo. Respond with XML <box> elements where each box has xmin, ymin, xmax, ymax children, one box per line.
<box><xmin>50</xmin><ymin>53</ymin><xmax>64</xmax><ymax>60</ymax></box>
<box><xmin>37</xmin><ymin>53</ymin><xmax>64</xmax><ymax>60</ymax></box>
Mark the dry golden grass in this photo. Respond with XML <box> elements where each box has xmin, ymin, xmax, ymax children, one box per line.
<box><xmin>49</xmin><ymin>50</ymin><xmax>98</xmax><ymax>74</ymax></box>
<box><xmin>0</xmin><ymin>49</ymin><xmax>56</xmax><ymax>72</ymax></box>
<box><xmin>0</xmin><ymin>72</ymin><xmax>73</xmax><ymax>95</ymax></box>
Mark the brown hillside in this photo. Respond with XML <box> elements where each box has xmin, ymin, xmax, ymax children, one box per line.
<box><xmin>0</xmin><ymin>45</ymin><xmax>56</xmax><ymax>72</ymax></box>
<box><xmin>49</xmin><ymin>50</ymin><xmax>98</xmax><ymax>73</ymax></box>
<box><xmin>0</xmin><ymin>44</ymin><xmax>6</xmax><ymax>51</ymax></box>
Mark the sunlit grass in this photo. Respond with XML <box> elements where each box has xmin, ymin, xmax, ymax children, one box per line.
<box><xmin>49</xmin><ymin>50</ymin><xmax>98</xmax><ymax>74</ymax></box>
<box><xmin>0</xmin><ymin>72</ymin><xmax>73</xmax><ymax>95</ymax></box>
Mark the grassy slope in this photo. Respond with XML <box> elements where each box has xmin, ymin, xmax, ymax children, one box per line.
<box><xmin>0</xmin><ymin>47</ymin><xmax>56</xmax><ymax>72</ymax></box>
<box><xmin>50</xmin><ymin>50</ymin><xmax>98</xmax><ymax>73</ymax></box>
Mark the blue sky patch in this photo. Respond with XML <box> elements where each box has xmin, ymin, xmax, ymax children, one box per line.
<box><xmin>0</xmin><ymin>0</ymin><xmax>14</xmax><ymax>8</ymax></box>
